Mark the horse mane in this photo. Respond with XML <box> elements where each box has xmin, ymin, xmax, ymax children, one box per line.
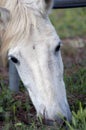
<box><xmin>0</xmin><ymin>0</ymin><xmax>37</xmax><ymax>64</ymax></box>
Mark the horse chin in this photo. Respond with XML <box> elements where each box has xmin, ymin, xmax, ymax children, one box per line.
<box><xmin>37</xmin><ymin>107</ymin><xmax>72</xmax><ymax>127</ymax></box>
<box><xmin>40</xmin><ymin>109</ymin><xmax>72</xmax><ymax>127</ymax></box>
<box><xmin>37</xmin><ymin>106</ymin><xmax>72</xmax><ymax>126</ymax></box>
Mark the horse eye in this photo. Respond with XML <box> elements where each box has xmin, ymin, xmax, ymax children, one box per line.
<box><xmin>11</xmin><ymin>56</ymin><xmax>19</xmax><ymax>64</ymax></box>
<box><xmin>55</xmin><ymin>44</ymin><xmax>60</xmax><ymax>53</ymax></box>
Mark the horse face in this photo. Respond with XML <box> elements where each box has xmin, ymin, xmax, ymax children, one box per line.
<box><xmin>8</xmin><ymin>0</ymin><xmax>71</xmax><ymax>125</ymax></box>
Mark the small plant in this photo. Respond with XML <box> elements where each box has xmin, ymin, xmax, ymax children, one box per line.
<box><xmin>65</xmin><ymin>103</ymin><xmax>86</xmax><ymax>130</ymax></box>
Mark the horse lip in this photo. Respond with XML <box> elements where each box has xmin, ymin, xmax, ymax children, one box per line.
<box><xmin>43</xmin><ymin>118</ymin><xmax>55</xmax><ymax>126</ymax></box>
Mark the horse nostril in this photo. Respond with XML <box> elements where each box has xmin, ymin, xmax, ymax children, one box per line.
<box><xmin>53</xmin><ymin>116</ymin><xmax>68</xmax><ymax>128</ymax></box>
<box><xmin>42</xmin><ymin>117</ymin><xmax>67</xmax><ymax>127</ymax></box>
<box><xmin>43</xmin><ymin>119</ymin><xmax>55</xmax><ymax>126</ymax></box>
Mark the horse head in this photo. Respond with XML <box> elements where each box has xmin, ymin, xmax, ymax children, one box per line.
<box><xmin>1</xmin><ymin>0</ymin><xmax>71</xmax><ymax>125</ymax></box>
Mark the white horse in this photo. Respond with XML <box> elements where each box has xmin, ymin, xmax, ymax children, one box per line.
<box><xmin>0</xmin><ymin>0</ymin><xmax>71</xmax><ymax>125</ymax></box>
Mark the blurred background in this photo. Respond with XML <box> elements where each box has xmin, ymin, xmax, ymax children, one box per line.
<box><xmin>50</xmin><ymin>9</ymin><xmax>86</xmax><ymax>109</ymax></box>
<box><xmin>50</xmin><ymin>8</ymin><xmax>86</xmax><ymax>38</ymax></box>
<box><xmin>50</xmin><ymin>8</ymin><xmax>86</xmax><ymax>70</ymax></box>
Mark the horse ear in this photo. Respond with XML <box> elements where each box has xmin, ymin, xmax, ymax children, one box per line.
<box><xmin>0</xmin><ymin>8</ymin><xmax>10</xmax><ymax>66</ymax></box>
<box><xmin>45</xmin><ymin>0</ymin><xmax>53</xmax><ymax>10</ymax></box>
<box><xmin>0</xmin><ymin>7</ymin><xmax>10</xmax><ymax>40</ymax></box>
<box><xmin>0</xmin><ymin>7</ymin><xmax>10</xmax><ymax>24</ymax></box>
<box><xmin>37</xmin><ymin>0</ymin><xmax>53</xmax><ymax>15</ymax></box>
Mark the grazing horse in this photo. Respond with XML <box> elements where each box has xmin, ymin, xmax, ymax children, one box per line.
<box><xmin>0</xmin><ymin>0</ymin><xmax>71</xmax><ymax>125</ymax></box>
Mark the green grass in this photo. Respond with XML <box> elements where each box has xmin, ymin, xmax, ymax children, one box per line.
<box><xmin>0</xmin><ymin>67</ymin><xmax>86</xmax><ymax>130</ymax></box>
<box><xmin>50</xmin><ymin>8</ymin><xmax>86</xmax><ymax>38</ymax></box>
<box><xmin>64</xmin><ymin>67</ymin><xmax>86</xmax><ymax>119</ymax></box>
<box><xmin>65</xmin><ymin>67</ymin><xmax>86</xmax><ymax>95</ymax></box>
<box><xmin>65</xmin><ymin>103</ymin><xmax>86</xmax><ymax>130</ymax></box>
